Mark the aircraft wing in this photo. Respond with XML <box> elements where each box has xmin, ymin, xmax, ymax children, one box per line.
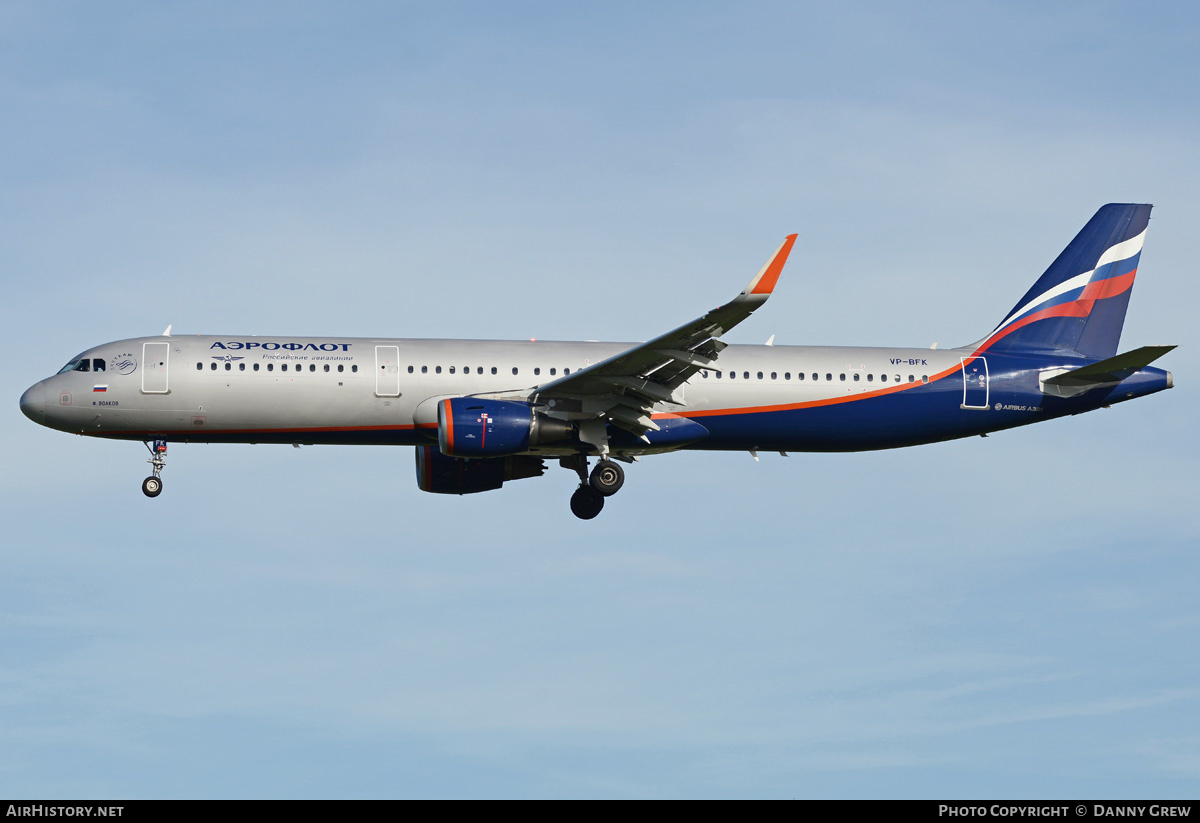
<box><xmin>531</xmin><ymin>234</ymin><xmax>797</xmax><ymax>439</ymax></box>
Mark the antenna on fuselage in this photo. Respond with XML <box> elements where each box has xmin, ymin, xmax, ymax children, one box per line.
<box><xmin>162</xmin><ymin>325</ymin><xmax>173</xmax><ymax>337</ymax></box>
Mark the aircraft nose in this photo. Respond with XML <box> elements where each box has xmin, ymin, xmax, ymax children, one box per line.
<box><xmin>20</xmin><ymin>381</ymin><xmax>45</xmax><ymax>424</ymax></box>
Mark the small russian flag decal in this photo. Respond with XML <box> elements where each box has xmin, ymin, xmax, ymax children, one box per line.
<box><xmin>93</xmin><ymin>385</ymin><xmax>108</xmax><ymax>392</ymax></box>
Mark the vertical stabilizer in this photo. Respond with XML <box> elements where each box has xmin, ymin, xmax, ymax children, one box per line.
<box><xmin>979</xmin><ymin>204</ymin><xmax>1151</xmax><ymax>358</ymax></box>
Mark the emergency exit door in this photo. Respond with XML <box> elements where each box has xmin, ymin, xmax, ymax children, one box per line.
<box><xmin>960</xmin><ymin>355</ymin><xmax>989</xmax><ymax>409</ymax></box>
<box><xmin>376</xmin><ymin>346</ymin><xmax>400</xmax><ymax>396</ymax></box>
<box><xmin>142</xmin><ymin>342</ymin><xmax>169</xmax><ymax>394</ymax></box>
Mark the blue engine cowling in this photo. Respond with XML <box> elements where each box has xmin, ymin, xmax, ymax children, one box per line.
<box><xmin>415</xmin><ymin>446</ymin><xmax>546</xmax><ymax>495</ymax></box>
<box><xmin>437</xmin><ymin>398</ymin><xmax>572</xmax><ymax>458</ymax></box>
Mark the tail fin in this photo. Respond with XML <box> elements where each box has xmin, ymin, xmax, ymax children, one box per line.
<box><xmin>979</xmin><ymin>204</ymin><xmax>1151</xmax><ymax>358</ymax></box>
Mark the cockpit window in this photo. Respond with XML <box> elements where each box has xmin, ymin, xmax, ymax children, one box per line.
<box><xmin>92</xmin><ymin>359</ymin><xmax>105</xmax><ymax>372</ymax></box>
<box><xmin>57</xmin><ymin>359</ymin><xmax>90</xmax><ymax>374</ymax></box>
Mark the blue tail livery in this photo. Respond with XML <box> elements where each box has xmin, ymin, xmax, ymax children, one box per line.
<box><xmin>20</xmin><ymin>205</ymin><xmax>1175</xmax><ymax>519</ymax></box>
<box><xmin>981</xmin><ymin>203</ymin><xmax>1151</xmax><ymax>358</ymax></box>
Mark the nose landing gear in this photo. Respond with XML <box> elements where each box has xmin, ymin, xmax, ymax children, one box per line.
<box><xmin>142</xmin><ymin>439</ymin><xmax>167</xmax><ymax>498</ymax></box>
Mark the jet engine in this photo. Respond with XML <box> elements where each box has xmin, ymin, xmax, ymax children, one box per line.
<box><xmin>415</xmin><ymin>445</ymin><xmax>546</xmax><ymax>495</ymax></box>
<box><xmin>437</xmin><ymin>398</ymin><xmax>572</xmax><ymax>458</ymax></box>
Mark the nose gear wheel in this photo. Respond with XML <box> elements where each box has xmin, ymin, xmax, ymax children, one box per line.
<box><xmin>142</xmin><ymin>439</ymin><xmax>168</xmax><ymax>498</ymax></box>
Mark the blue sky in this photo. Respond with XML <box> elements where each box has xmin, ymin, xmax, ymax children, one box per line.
<box><xmin>2</xmin><ymin>1</ymin><xmax>1198</xmax><ymax>798</ymax></box>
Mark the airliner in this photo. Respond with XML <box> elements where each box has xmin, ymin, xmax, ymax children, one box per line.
<box><xmin>19</xmin><ymin>204</ymin><xmax>1175</xmax><ymax>519</ymax></box>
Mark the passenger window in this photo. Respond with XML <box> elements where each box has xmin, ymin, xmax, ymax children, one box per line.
<box><xmin>729</xmin><ymin>371</ymin><xmax>735</xmax><ymax>380</ymax></box>
<box><xmin>323</xmin><ymin>364</ymin><xmax>329</xmax><ymax>372</ymax></box>
<box><xmin>196</xmin><ymin>362</ymin><xmax>202</xmax><ymax>371</ymax></box>
<box><xmin>839</xmin><ymin>373</ymin><xmax>846</xmax><ymax>381</ymax></box>
<box><xmin>352</xmin><ymin>365</ymin><xmax>358</xmax><ymax>373</ymax></box>
<box><xmin>796</xmin><ymin>372</ymin><xmax>803</xmax><ymax>380</ymax></box>
<box><xmin>282</xmin><ymin>364</ymin><xmax>288</xmax><ymax>372</ymax></box>
<box><xmin>814</xmin><ymin>373</ymin><xmax>819</xmax><ymax>381</ymax></box>
<box><xmin>826</xmin><ymin>373</ymin><xmax>832</xmax><ymax>381</ymax></box>
<box><xmin>421</xmin><ymin>366</ymin><xmax>427</xmax><ymax>374</ymax></box>
<box><xmin>852</xmin><ymin>373</ymin><xmax>859</xmax><ymax>382</ymax></box>
<box><xmin>867</xmin><ymin>373</ymin><xmax>873</xmax><ymax>382</ymax></box>
<box><xmin>491</xmin><ymin>367</ymin><xmax>497</xmax><ymax>375</ymax></box>
<box><xmin>512</xmin><ymin>367</ymin><xmax>518</xmax><ymax>375</ymax></box>
<box><xmin>449</xmin><ymin>366</ymin><xmax>455</xmax><ymax>374</ymax></box>
<box><xmin>534</xmin><ymin>367</ymin><xmax>540</xmax><ymax>376</ymax></box>
<box><xmin>310</xmin><ymin>364</ymin><xmax>316</xmax><ymax>372</ymax></box>
<box><xmin>908</xmin><ymin>374</ymin><xmax>915</xmax><ymax>382</ymax></box>
<box><xmin>880</xmin><ymin>374</ymin><xmax>887</xmax><ymax>382</ymax></box>
<box><xmin>922</xmin><ymin>375</ymin><xmax>929</xmax><ymax>383</ymax></box>
<box><xmin>254</xmin><ymin>363</ymin><xmax>260</xmax><ymax>372</ymax></box>
<box><xmin>240</xmin><ymin>363</ymin><xmax>246</xmax><ymax>371</ymax></box>
<box><xmin>407</xmin><ymin>366</ymin><xmax>414</xmax><ymax>373</ymax></box>
<box><xmin>92</xmin><ymin>359</ymin><xmax>105</xmax><ymax>372</ymax></box>
<box><xmin>267</xmin><ymin>363</ymin><xmax>274</xmax><ymax>372</ymax></box>
<box><xmin>743</xmin><ymin>372</ymin><xmax>749</xmax><ymax>379</ymax></box>
<box><xmin>550</xmin><ymin>368</ymin><xmax>556</xmax><ymax>376</ymax></box>
<box><xmin>225</xmin><ymin>362</ymin><xmax>232</xmax><ymax>371</ymax></box>
<box><xmin>894</xmin><ymin>374</ymin><xmax>900</xmax><ymax>383</ymax></box>
<box><xmin>337</xmin><ymin>364</ymin><xmax>343</xmax><ymax>373</ymax></box>
<box><xmin>211</xmin><ymin>363</ymin><xmax>218</xmax><ymax>371</ymax></box>
<box><xmin>564</xmin><ymin>368</ymin><xmax>571</xmax><ymax>375</ymax></box>
<box><xmin>701</xmin><ymin>370</ymin><xmax>708</xmax><ymax>378</ymax></box>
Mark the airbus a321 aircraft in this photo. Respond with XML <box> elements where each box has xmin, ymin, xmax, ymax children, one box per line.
<box><xmin>20</xmin><ymin>204</ymin><xmax>1175</xmax><ymax>519</ymax></box>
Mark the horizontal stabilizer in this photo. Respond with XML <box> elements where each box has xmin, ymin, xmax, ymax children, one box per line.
<box><xmin>1043</xmin><ymin>345</ymin><xmax>1175</xmax><ymax>386</ymax></box>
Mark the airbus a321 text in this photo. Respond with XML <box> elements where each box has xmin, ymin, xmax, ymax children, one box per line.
<box><xmin>20</xmin><ymin>204</ymin><xmax>1175</xmax><ymax>519</ymax></box>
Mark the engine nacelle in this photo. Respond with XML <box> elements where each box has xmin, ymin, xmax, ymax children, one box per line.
<box><xmin>415</xmin><ymin>446</ymin><xmax>546</xmax><ymax>495</ymax></box>
<box><xmin>437</xmin><ymin>398</ymin><xmax>572</xmax><ymax>457</ymax></box>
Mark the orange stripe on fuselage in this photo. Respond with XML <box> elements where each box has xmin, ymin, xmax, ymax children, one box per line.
<box><xmin>659</xmin><ymin>361</ymin><xmax>963</xmax><ymax>419</ymax></box>
<box><xmin>104</xmin><ymin>423</ymin><xmax>419</xmax><ymax>436</ymax></box>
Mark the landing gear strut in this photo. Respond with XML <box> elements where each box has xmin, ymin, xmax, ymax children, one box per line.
<box><xmin>142</xmin><ymin>439</ymin><xmax>167</xmax><ymax>498</ymax></box>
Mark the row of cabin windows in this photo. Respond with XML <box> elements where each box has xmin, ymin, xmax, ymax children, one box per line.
<box><xmin>197</xmin><ymin>362</ymin><xmax>359</xmax><ymax>373</ymax></box>
<box><xmin>398</xmin><ymin>365</ymin><xmax>925</xmax><ymax>384</ymax></box>
<box><xmin>406</xmin><ymin>365</ymin><xmax>573</xmax><ymax>376</ymax></box>
<box><xmin>196</xmin><ymin>362</ymin><xmax>580</xmax><ymax>377</ymax></box>
<box><xmin>702</xmin><ymin>370</ymin><xmax>929</xmax><ymax>384</ymax></box>
<box><xmin>195</xmin><ymin>360</ymin><xmax>929</xmax><ymax>385</ymax></box>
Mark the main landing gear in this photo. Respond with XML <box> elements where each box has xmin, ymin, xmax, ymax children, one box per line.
<box><xmin>562</xmin><ymin>454</ymin><xmax>627</xmax><ymax>520</ymax></box>
<box><xmin>142</xmin><ymin>439</ymin><xmax>167</xmax><ymax>498</ymax></box>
